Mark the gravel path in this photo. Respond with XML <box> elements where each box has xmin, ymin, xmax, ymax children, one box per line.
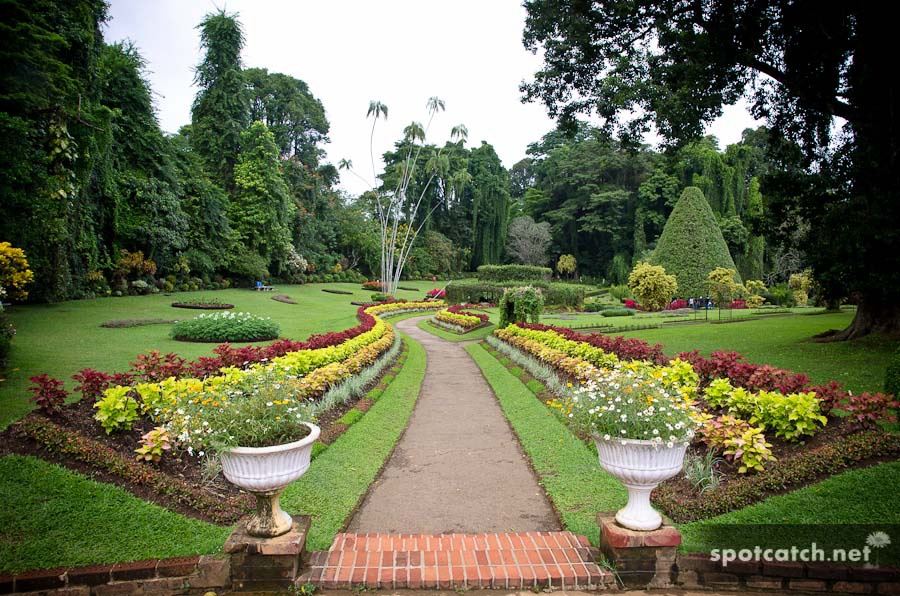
<box><xmin>347</xmin><ymin>316</ymin><xmax>560</xmax><ymax>534</ymax></box>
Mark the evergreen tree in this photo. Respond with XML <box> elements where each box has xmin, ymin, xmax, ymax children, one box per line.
<box><xmin>651</xmin><ymin>187</ymin><xmax>740</xmax><ymax>297</ymax></box>
<box><xmin>468</xmin><ymin>142</ymin><xmax>510</xmax><ymax>267</ymax></box>
<box><xmin>191</xmin><ymin>10</ymin><xmax>248</xmax><ymax>191</ymax></box>
<box><xmin>230</xmin><ymin>122</ymin><xmax>295</xmax><ymax>276</ymax></box>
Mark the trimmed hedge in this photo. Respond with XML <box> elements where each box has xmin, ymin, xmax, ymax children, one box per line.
<box><xmin>651</xmin><ymin>186</ymin><xmax>740</xmax><ymax>297</ymax></box>
<box><xmin>476</xmin><ymin>264</ymin><xmax>552</xmax><ymax>282</ymax></box>
<box><xmin>446</xmin><ymin>279</ymin><xmax>585</xmax><ymax>309</ymax></box>
<box><xmin>886</xmin><ymin>346</ymin><xmax>900</xmax><ymax>397</ymax></box>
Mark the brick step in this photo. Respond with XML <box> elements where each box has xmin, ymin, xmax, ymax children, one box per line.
<box><xmin>298</xmin><ymin>531</ymin><xmax>612</xmax><ymax>590</ymax></box>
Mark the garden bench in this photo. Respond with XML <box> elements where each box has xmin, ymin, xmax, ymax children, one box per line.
<box><xmin>254</xmin><ymin>282</ymin><xmax>275</xmax><ymax>291</ymax></box>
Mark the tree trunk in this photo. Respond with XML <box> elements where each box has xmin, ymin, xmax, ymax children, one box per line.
<box><xmin>816</xmin><ymin>300</ymin><xmax>900</xmax><ymax>342</ymax></box>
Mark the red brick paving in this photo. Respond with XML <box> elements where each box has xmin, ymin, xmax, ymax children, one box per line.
<box><xmin>299</xmin><ymin>531</ymin><xmax>611</xmax><ymax>590</ymax></box>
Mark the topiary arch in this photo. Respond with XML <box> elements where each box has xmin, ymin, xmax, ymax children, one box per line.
<box><xmin>651</xmin><ymin>186</ymin><xmax>740</xmax><ymax>297</ymax></box>
<box><xmin>499</xmin><ymin>286</ymin><xmax>544</xmax><ymax>328</ymax></box>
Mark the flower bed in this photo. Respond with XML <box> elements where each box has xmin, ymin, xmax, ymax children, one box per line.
<box><xmin>171</xmin><ymin>312</ymin><xmax>279</xmax><ymax>342</ymax></box>
<box><xmin>489</xmin><ymin>321</ymin><xmax>900</xmax><ymax>519</ymax></box>
<box><xmin>432</xmin><ymin>304</ymin><xmax>490</xmax><ymax>334</ymax></box>
<box><xmin>5</xmin><ymin>300</ymin><xmax>442</xmax><ymax>522</ymax></box>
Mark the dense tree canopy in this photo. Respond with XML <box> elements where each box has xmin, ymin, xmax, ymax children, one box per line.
<box><xmin>522</xmin><ymin>0</ymin><xmax>899</xmax><ymax>338</ymax></box>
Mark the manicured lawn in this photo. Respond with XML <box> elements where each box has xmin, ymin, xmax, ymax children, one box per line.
<box><xmin>620</xmin><ymin>311</ymin><xmax>898</xmax><ymax>393</ymax></box>
<box><xmin>680</xmin><ymin>461</ymin><xmax>900</xmax><ymax>564</ymax></box>
<box><xmin>282</xmin><ymin>332</ymin><xmax>427</xmax><ymax>550</ymax></box>
<box><xmin>0</xmin><ymin>454</ymin><xmax>230</xmax><ymax>573</ymax></box>
<box><xmin>417</xmin><ymin>318</ymin><xmax>496</xmax><ymax>342</ymax></box>
<box><xmin>0</xmin><ymin>282</ymin><xmax>433</xmax><ymax>429</ymax></box>
<box><xmin>466</xmin><ymin>342</ymin><xmax>625</xmax><ymax>546</ymax></box>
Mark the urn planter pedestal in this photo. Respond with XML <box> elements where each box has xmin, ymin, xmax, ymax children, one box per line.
<box><xmin>220</xmin><ymin>422</ymin><xmax>320</xmax><ymax>538</ymax></box>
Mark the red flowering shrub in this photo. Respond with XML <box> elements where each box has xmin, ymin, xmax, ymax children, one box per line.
<box><xmin>426</xmin><ymin>288</ymin><xmax>446</xmax><ymax>299</ymax></box>
<box><xmin>624</xmin><ymin>299</ymin><xmax>638</xmax><ymax>309</ymax></box>
<box><xmin>666</xmin><ymin>299</ymin><xmax>689</xmax><ymax>310</ymax></box>
<box><xmin>72</xmin><ymin>368</ymin><xmax>115</xmax><ymax>401</ymax></box>
<box><xmin>28</xmin><ymin>374</ymin><xmax>68</xmax><ymax>414</ymax></box>
<box><xmin>730</xmin><ymin>298</ymin><xmax>747</xmax><ymax>309</ymax></box>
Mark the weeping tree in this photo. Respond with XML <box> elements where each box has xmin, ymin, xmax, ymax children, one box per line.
<box><xmin>340</xmin><ymin>97</ymin><xmax>467</xmax><ymax>296</ymax></box>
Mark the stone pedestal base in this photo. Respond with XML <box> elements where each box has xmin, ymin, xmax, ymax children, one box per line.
<box><xmin>225</xmin><ymin>515</ymin><xmax>310</xmax><ymax>593</ymax></box>
<box><xmin>598</xmin><ymin>512</ymin><xmax>681</xmax><ymax>589</ymax></box>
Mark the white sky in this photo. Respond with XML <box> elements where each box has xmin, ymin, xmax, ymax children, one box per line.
<box><xmin>103</xmin><ymin>0</ymin><xmax>762</xmax><ymax>197</ymax></box>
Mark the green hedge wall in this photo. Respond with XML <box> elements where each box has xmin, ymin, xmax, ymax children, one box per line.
<box><xmin>476</xmin><ymin>264</ymin><xmax>553</xmax><ymax>282</ymax></box>
<box><xmin>446</xmin><ymin>279</ymin><xmax>585</xmax><ymax>309</ymax></box>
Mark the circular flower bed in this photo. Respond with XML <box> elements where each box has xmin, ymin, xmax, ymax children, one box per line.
<box><xmin>171</xmin><ymin>311</ymin><xmax>279</xmax><ymax>342</ymax></box>
<box><xmin>171</xmin><ymin>297</ymin><xmax>234</xmax><ymax>310</ymax></box>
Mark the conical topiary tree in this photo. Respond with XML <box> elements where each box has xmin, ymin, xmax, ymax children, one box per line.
<box><xmin>651</xmin><ymin>186</ymin><xmax>740</xmax><ymax>298</ymax></box>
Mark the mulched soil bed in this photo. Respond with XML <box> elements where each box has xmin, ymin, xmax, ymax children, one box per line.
<box><xmin>481</xmin><ymin>341</ymin><xmax>899</xmax><ymax>520</ymax></box>
<box><xmin>272</xmin><ymin>294</ymin><xmax>298</xmax><ymax>304</ymax></box>
<box><xmin>171</xmin><ymin>302</ymin><xmax>234</xmax><ymax>310</ymax></box>
<box><xmin>0</xmin><ymin>343</ymin><xmax>407</xmax><ymax>525</ymax></box>
<box><xmin>101</xmin><ymin>319</ymin><xmax>177</xmax><ymax>328</ymax></box>
<box><xmin>321</xmin><ymin>289</ymin><xmax>353</xmax><ymax>296</ymax></box>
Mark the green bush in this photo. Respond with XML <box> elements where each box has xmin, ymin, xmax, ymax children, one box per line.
<box><xmin>885</xmin><ymin>347</ymin><xmax>900</xmax><ymax>397</ymax></box>
<box><xmin>651</xmin><ymin>186</ymin><xmax>741</xmax><ymax>297</ymax></box>
<box><xmin>476</xmin><ymin>264</ymin><xmax>552</xmax><ymax>282</ymax></box>
<box><xmin>608</xmin><ymin>284</ymin><xmax>632</xmax><ymax>301</ymax></box>
<box><xmin>601</xmin><ymin>308</ymin><xmax>636</xmax><ymax>318</ymax></box>
<box><xmin>499</xmin><ymin>286</ymin><xmax>544</xmax><ymax>328</ymax></box>
<box><xmin>446</xmin><ymin>279</ymin><xmax>585</xmax><ymax>308</ymax></box>
<box><xmin>171</xmin><ymin>311</ymin><xmax>280</xmax><ymax>342</ymax></box>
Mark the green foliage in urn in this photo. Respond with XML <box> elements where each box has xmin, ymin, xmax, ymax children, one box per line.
<box><xmin>627</xmin><ymin>262</ymin><xmax>678</xmax><ymax>311</ymax></box>
<box><xmin>499</xmin><ymin>286</ymin><xmax>544</xmax><ymax>328</ymax></box>
<box><xmin>650</xmin><ymin>187</ymin><xmax>740</xmax><ymax>297</ymax></box>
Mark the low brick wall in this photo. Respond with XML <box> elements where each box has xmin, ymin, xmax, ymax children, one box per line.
<box><xmin>677</xmin><ymin>552</ymin><xmax>900</xmax><ymax>594</ymax></box>
<box><xmin>0</xmin><ymin>555</ymin><xmax>229</xmax><ymax>595</ymax></box>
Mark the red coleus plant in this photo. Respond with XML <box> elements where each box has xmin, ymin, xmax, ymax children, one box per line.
<box><xmin>71</xmin><ymin>368</ymin><xmax>115</xmax><ymax>401</ymax></box>
<box><xmin>519</xmin><ymin>322</ymin><xmax>668</xmax><ymax>365</ymax></box>
<box><xmin>28</xmin><ymin>373</ymin><xmax>69</xmax><ymax>415</ymax></box>
<box><xmin>129</xmin><ymin>350</ymin><xmax>189</xmax><ymax>382</ymax></box>
<box><xmin>845</xmin><ymin>392</ymin><xmax>900</xmax><ymax>428</ymax></box>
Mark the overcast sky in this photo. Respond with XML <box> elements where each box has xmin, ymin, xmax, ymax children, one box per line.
<box><xmin>103</xmin><ymin>0</ymin><xmax>761</xmax><ymax>197</ymax></box>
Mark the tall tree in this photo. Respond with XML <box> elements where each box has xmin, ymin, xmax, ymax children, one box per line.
<box><xmin>245</xmin><ymin>68</ymin><xmax>329</xmax><ymax>164</ymax></box>
<box><xmin>230</xmin><ymin>121</ymin><xmax>294</xmax><ymax>277</ymax></box>
<box><xmin>467</xmin><ymin>142</ymin><xmax>510</xmax><ymax>268</ymax></box>
<box><xmin>191</xmin><ymin>10</ymin><xmax>248</xmax><ymax>191</ymax></box>
<box><xmin>0</xmin><ymin>0</ymin><xmax>109</xmax><ymax>301</ymax></box>
<box><xmin>522</xmin><ymin>1</ymin><xmax>900</xmax><ymax>339</ymax></box>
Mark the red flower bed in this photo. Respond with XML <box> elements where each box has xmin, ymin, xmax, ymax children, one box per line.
<box><xmin>517</xmin><ymin>322</ymin><xmax>668</xmax><ymax>365</ymax></box>
<box><xmin>447</xmin><ymin>303</ymin><xmax>489</xmax><ymax>322</ymax></box>
<box><xmin>666</xmin><ymin>299</ymin><xmax>689</xmax><ymax>310</ymax></box>
<box><xmin>362</xmin><ymin>280</ymin><xmax>386</xmax><ymax>291</ymax></box>
<box><xmin>69</xmin><ymin>306</ymin><xmax>383</xmax><ymax>394</ymax></box>
<box><xmin>426</xmin><ymin>288</ymin><xmax>446</xmax><ymax>299</ymax></box>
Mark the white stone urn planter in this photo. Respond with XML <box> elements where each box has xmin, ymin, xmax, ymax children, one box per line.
<box><xmin>593</xmin><ymin>437</ymin><xmax>688</xmax><ymax>531</ymax></box>
<box><xmin>220</xmin><ymin>422</ymin><xmax>320</xmax><ymax>538</ymax></box>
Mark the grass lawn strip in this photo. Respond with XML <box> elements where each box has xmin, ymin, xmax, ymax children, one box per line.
<box><xmin>417</xmin><ymin>317</ymin><xmax>495</xmax><ymax>342</ymax></box>
<box><xmin>679</xmin><ymin>461</ymin><xmax>900</xmax><ymax>562</ymax></box>
<box><xmin>465</xmin><ymin>341</ymin><xmax>624</xmax><ymax>546</ymax></box>
<box><xmin>281</xmin><ymin>331</ymin><xmax>426</xmax><ymax>551</ymax></box>
<box><xmin>0</xmin><ymin>454</ymin><xmax>230</xmax><ymax>573</ymax></box>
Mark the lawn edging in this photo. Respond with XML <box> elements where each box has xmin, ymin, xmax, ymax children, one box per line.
<box><xmin>465</xmin><ymin>341</ymin><xmax>625</xmax><ymax>546</ymax></box>
<box><xmin>281</xmin><ymin>332</ymin><xmax>427</xmax><ymax>550</ymax></box>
